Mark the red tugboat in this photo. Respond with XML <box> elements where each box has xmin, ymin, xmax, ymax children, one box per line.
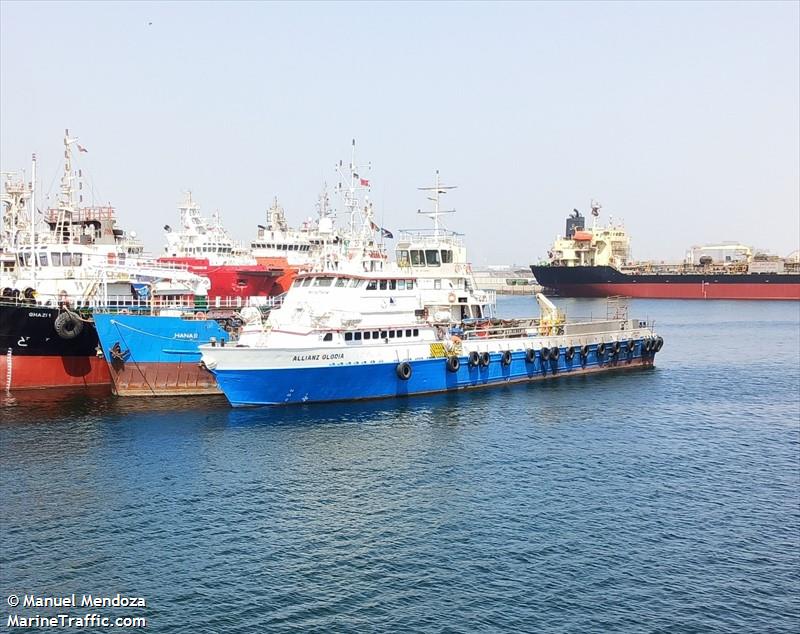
<box><xmin>531</xmin><ymin>203</ymin><xmax>800</xmax><ymax>300</ymax></box>
<box><xmin>158</xmin><ymin>193</ymin><xmax>284</xmax><ymax>306</ymax></box>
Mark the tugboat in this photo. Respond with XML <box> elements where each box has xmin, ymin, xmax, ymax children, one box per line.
<box><xmin>1</xmin><ymin>132</ymin><xmax>209</xmax><ymax>390</ymax></box>
<box><xmin>159</xmin><ymin>192</ymin><xmax>284</xmax><ymax>308</ymax></box>
<box><xmin>531</xmin><ymin>202</ymin><xmax>800</xmax><ymax>300</ymax></box>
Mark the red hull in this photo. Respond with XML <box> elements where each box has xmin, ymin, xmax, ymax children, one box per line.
<box><xmin>157</xmin><ymin>257</ymin><xmax>284</xmax><ymax>299</ymax></box>
<box><xmin>254</xmin><ymin>257</ymin><xmax>300</xmax><ymax>295</ymax></box>
<box><xmin>1</xmin><ymin>354</ymin><xmax>110</xmax><ymax>390</ymax></box>
<box><xmin>555</xmin><ymin>282</ymin><xmax>800</xmax><ymax>300</ymax></box>
<box><xmin>107</xmin><ymin>360</ymin><xmax>220</xmax><ymax>396</ymax></box>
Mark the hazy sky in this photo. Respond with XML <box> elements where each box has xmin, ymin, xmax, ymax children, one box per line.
<box><xmin>1</xmin><ymin>1</ymin><xmax>798</xmax><ymax>265</ymax></box>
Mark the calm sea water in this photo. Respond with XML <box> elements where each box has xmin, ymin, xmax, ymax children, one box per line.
<box><xmin>1</xmin><ymin>297</ymin><xmax>798</xmax><ymax>633</ymax></box>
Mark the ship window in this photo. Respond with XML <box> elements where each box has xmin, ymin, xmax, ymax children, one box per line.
<box><xmin>366</xmin><ymin>280</ymin><xmax>377</xmax><ymax>290</ymax></box>
<box><xmin>345</xmin><ymin>332</ymin><xmax>353</xmax><ymax>341</ymax></box>
<box><xmin>354</xmin><ymin>332</ymin><xmax>362</xmax><ymax>341</ymax></box>
<box><xmin>434</xmin><ymin>279</ymin><xmax>441</xmax><ymax>290</ymax></box>
<box><xmin>398</xmin><ymin>249</ymin><xmax>410</xmax><ymax>266</ymax></box>
<box><xmin>38</xmin><ymin>253</ymin><xmax>48</xmax><ymax>266</ymax></box>
<box><xmin>364</xmin><ymin>331</ymin><xmax>371</xmax><ymax>340</ymax></box>
<box><xmin>425</xmin><ymin>250</ymin><xmax>440</xmax><ymax>266</ymax></box>
<box><xmin>302</xmin><ymin>278</ymin><xmax>313</xmax><ymax>287</ymax></box>
<box><xmin>315</xmin><ymin>277</ymin><xmax>333</xmax><ymax>287</ymax></box>
<box><xmin>292</xmin><ymin>279</ymin><xmax>302</xmax><ymax>288</ymax></box>
<box><xmin>72</xmin><ymin>253</ymin><xmax>82</xmax><ymax>266</ymax></box>
<box><xmin>51</xmin><ymin>253</ymin><xmax>61</xmax><ymax>266</ymax></box>
<box><xmin>413</xmin><ymin>329</ymin><xmax>419</xmax><ymax>336</ymax></box>
<box><xmin>335</xmin><ymin>278</ymin><xmax>347</xmax><ymax>287</ymax></box>
<box><xmin>389</xmin><ymin>330</ymin><xmax>395</xmax><ymax>338</ymax></box>
<box><xmin>397</xmin><ymin>280</ymin><xmax>405</xmax><ymax>290</ymax></box>
<box><xmin>373</xmin><ymin>331</ymin><xmax>379</xmax><ymax>339</ymax></box>
<box><xmin>323</xmin><ymin>333</ymin><xmax>332</xmax><ymax>341</ymax></box>
<box><xmin>396</xmin><ymin>330</ymin><xmax>403</xmax><ymax>338</ymax></box>
<box><xmin>441</xmin><ymin>250</ymin><xmax>453</xmax><ymax>263</ymax></box>
<box><xmin>380</xmin><ymin>331</ymin><xmax>388</xmax><ymax>339</ymax></box>
<box><xmin>350</xmin><ymin>279</ymin><xmax>362</xmax><ymax>288</ymax></box>
<box><xmin>411</xmin><ymin>250</ymin><xmax>424</xmax><ymax>266</ymax></box>
<box><xmin>406</xmin><ymin>329</ymin><xmax>412</xmax><ymax>337</ymax></box>
<box><xmin>406</xmin><ymin>280</ymin><xmax>414</xmax><ymax>290</ymax></box>
<box><xmin>388</xmin><ymin>279</ymin><xmax>397</xmax><ymax>290</ymax></box>
<box><xmin>379</xmin><ymin>280</ymin><xmax>388</xmax><ymax>290</ymax></box>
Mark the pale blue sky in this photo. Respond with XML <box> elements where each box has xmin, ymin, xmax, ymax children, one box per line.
<box><xmin>1</xmin><ymin>0</ymin><xmax>798</xmax><ymax>265</ymax></box>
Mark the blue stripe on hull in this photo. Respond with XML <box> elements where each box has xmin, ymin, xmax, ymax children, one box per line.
<box><xmin>214</xmin><ymin>343</ymin><xmax>657</xmax><ymax>407</ymax></box>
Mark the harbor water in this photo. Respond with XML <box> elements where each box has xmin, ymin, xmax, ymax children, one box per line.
<box><xmin>1</xmin><ymin>297</ymin><xmax>798</xmax><ymax>632</ymax></box>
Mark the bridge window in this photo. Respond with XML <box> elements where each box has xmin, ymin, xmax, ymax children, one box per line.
<box><xmin>379</xmin><ymin>280</ymin><xmax>388</xmax><ymax>290</ymax></box>
<box><xmin>302</xmin><ymin>278</ymin><xmax>313</xmax><ymax>287</ymax></box>
<box><xmin>410</xmin><ymin>250</ymin><xmax>424</xmax><ymax>266</ymax></box>
<box><xmin>335</xmin><ymin>278</ymin><xmax>347</xmax><ymax>287</ymax></box>
<box><xmin>51</xmin><ymin>253</ymin><xmax>61</xmax><ymax>266</ymax></box>
<box><xmin>388</xmin><ymin>279</ymin><xmax>397</xmax><ymax>290</ymax></box>
<box><xmin>38</xmin><ymin>253</ymin><xmax>49</xmax><ymax>266</ymax></box>
<box><xmin>323</xmin><ymin>333</ymin><xmax>333</xmax><ymax>341</ymax></box>
<box><xmin>398</xmin><ymin>249</ymin><xmax>409</xmax><ymax>266</ymax></box>
<box><xmin>315</xmin><ymin>277</ymin><xmax>333</xmax><ymax>287</ymax></box>
<box><xmin>425</xmin><ymin>250</ymin><xmax>440</xmax><ymax>266</ymax></box>
<box><xmin>441</xmin><ymin>250</ymin><xmax>453</xmax><ymax>263</ymax></box>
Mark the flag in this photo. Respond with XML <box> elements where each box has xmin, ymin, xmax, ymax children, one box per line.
<box><xmin>591</xmin><ymin>208</ymin><xmax>599</xmax><ymax>217</ymax></box>
<box><xmin>360</xmin><ymin>178</ymin><xmax>370</xmax><ymax>187</ymax></box>
<box><xmin>371</xmin><ymin>220</ymin><xmax>393</xmax><ymax>239</ymax></box>
<box><xmin>353</xmin><ymin>172</ymin><xmax>359</xmax><ymax>179</ymax></box>
<box><xmin>77</xmin><ymin>144</ymin><xmax>88</xmax><ymax>153</ymax></box>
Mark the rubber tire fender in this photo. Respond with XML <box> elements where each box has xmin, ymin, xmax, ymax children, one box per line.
<box><xmin>446</xmin><ymin>356</ymin><xmax>460</xmax><ymax>372</ymax></box>
<box><xmin>468</xmin><ymin>351</ymin><xmax>480</xmax><ymax>367</ymax></box>
<box><xmin>550</xmin><ymin>346</ymin><xmax>559</xmax><ymax>360</ymax></box>
<box><xmin>501</xmin><ymin>350</ymin><xmax>512</xmax><ymax>366</ymax></box>
<box><xmin>54</xmin><ymin>311</ymin><xmax>83</xmax><ymax>340</ymax></box>
<box><xmin>479</xmin><ymin>351</ymin><xmax>491</xmax><ymax>367</ymax></box>
<box><xmin>653</xmin><ymin>336</ymin><xmax>664</xmax><ymax>352</ymax></box>
<box><xmin>525</xmin><ymin>349</ymin><xmax>536</xmax><ymax>364</ymax></box>
<box><xmin>396</xmin><ymin>361</ymin><xmax>412</xmax><ymax>380</ymax></box>
<box><xmin>565</xmin><ymin>346</ymin><xmax>575</xmax><ymax>361</ymax></box>
<box><xmin>540</xmin><ymin>346</ymin><xmax>550</xmax><ymax>361</ymax></box>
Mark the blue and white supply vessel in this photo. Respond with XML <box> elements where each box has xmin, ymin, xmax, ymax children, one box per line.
<box><xmin>201</xmin><ymin>273</ymin><xmax>663</xmax><ymax>406</ymax></box>
<box><xmin>200</xmin><ymin>168</ymin><xmax>663</xmax><ymax>406</ymax></box>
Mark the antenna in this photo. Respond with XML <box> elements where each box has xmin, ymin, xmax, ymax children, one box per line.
<box><xmin>417</xmin><ymin>170</ymin><xmax>456</xmax><ymax>237</ymax></box>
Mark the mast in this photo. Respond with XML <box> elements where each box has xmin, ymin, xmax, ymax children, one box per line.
<box><xmin>418</xmin><ymin>170</ymin><xmax>456</xmax><ymax>236</ymax></box>
<box><xmin>335</xmin><ymin>139</ymin><xmax>373</xmax><ymax>239</ymax></box>
<box><xmin>30</xmin><ymin>154</ymin><xmax>36</xmax><ymax>282</ymax></box>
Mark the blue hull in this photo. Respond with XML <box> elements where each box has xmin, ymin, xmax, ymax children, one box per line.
<box><xmin>214</xmin><ymin>343</ymin><xmax>656</xmax><ymax>407</ymax></box>
<box><xmin>93</xmin><ymin>313</ymin><xmax>231</xmax><ymax>395</ymax></box>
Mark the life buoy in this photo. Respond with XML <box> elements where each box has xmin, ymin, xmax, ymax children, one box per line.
<box><xmin>540</xmin><ymin>346</ymin><xmax>550</xmax><ymax>361</ymax></box>
<box><xmin>565</xmin><ymin>346</ymin><xmax>575</xmax><ymax>361</ymax></box>
<box><xmin>396</xmin><ymin>361</ymin><xmax>412</xmax><ymax>380</ymax></box>
<box><xmin>501</xmin><ymin>350</ymin><xmax>512</xmax><ymax>366</ymax></box>
<box><xmin>195</xmin><ymin>311</ymin><xmax>207</xmax><ymax>320</ymax></box>
<box><xmin>479</xmin><ymin>351</ymin><xmax>491</xmax><ymax>367</ymax></box>
<box><xmin>107</xmin><ymin>253</ymin><xmax>116</xmax><ymax>265</ymax></box>
<box><xmin>468</xmin><ymin>351</ymin><xmax>480</xmax><ymax>367</ymax></box>
<box><xmin>448</xmin><ymin>292</ymin><xmax>456</xmax><ymax>303</ymax></box>
<box><xmin>654</xmin><ymin>336</ymin><xmax>664</xmax><ymax>352</ymax></box>
<box><xmin>525</xmin><ymin>348</ymin><xmax>536</xmax><ymax>363</ymax></box>
<box><xmin>550</xmin><ymin>346</ymin><xmax>559</xmax><ymax>360</ymax></box>
<box><xmin>446</xmin><ymin>356</ymin><xmax>460</xmax><ymax>372</ymax></box>
<box><xmin>54</xmin><ymin>311</ymin><xmax>83</xmax><ymax>339</ymax></box>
